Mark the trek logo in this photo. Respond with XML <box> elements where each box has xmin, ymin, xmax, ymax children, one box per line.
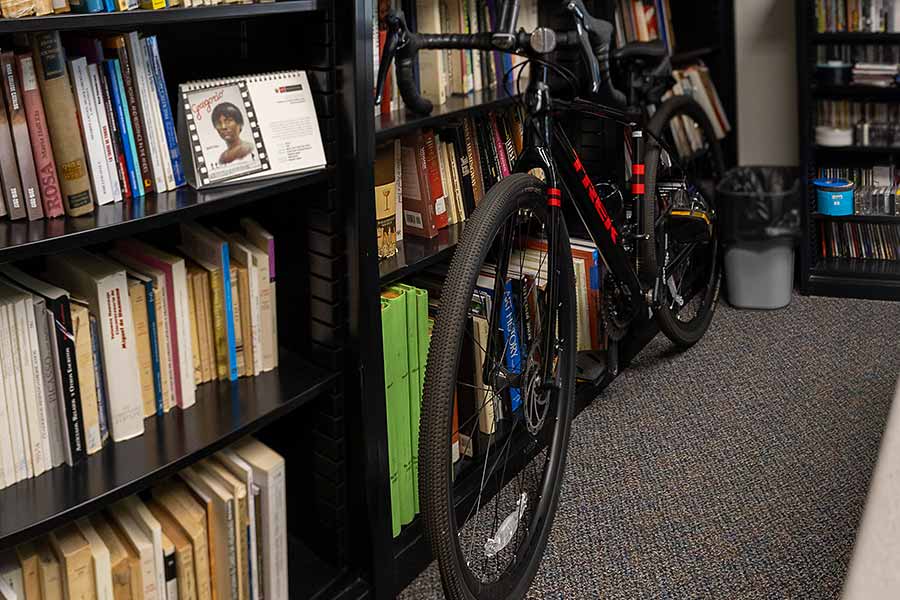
<box><xmin>573</xmin><ymin>156</ymin><xmax>618</xmax><ymax>244</ymax></box>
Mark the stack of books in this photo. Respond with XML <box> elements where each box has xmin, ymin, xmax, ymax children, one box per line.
<box><xmin>0</xmin><ymin>219</ymin><xmax>278</xmax><ymax>490</ymax></box>
<box><xmin>0</xmin><ymin>436</ymin><xmax>288</xmax><ymax>600</ymax></box>
<box><xmin>374</xmin><ymin>106</ymin><xmax>523</xmax><ymax>258</ymax></box>
<box><xmin>0</xmin><ymin>31</ymin><xmax>184</xmax><ymax>222</ymax></box>
<box><xmin>852</xmin><ymin>62</ymin><xmax>900</xmax><ymax>87</ymax></box>
<box><xmin>615</xmin><ymin>0</ymin><xmax>676</xmax><ymax>54</ymax></box>
<box><xmin>375</xmin><ymin>0</ymin><xmax>539</xmax><ymax>115</ymax></box>
<box><xmin>662</xmin><ymin>65</ymin><xmax>732</xmax><ymax>158</ymax></box>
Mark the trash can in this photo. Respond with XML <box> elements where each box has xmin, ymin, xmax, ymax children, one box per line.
<box><xmin>717</xmin><ymin>167</ymin><xmax>801</xmax><ymax>309</ymax></box>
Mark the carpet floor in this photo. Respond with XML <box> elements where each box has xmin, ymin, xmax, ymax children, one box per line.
<box><xmin>399</xmin><ymin>293</ymin><xmax>900</xmax><ymax>599</ymax></box>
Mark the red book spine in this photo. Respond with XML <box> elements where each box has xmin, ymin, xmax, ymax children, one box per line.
<box><xmin>490</xmin><ymin>114</ymin><xmax>511</xmax><ymax>178</ymax></box>
<box><xmin>17</xmin><ymin>54</ymin><xmax>62</xmax><ymax>218</ymax></box>
<box><xmin>422</xmin><ymin>130</ymin><xmax>449</xmax><ymax>229</ymax></box>
<box><xmin>378</xmin><ymin>29</ymin><xmax>393</xmax><ymax>117</ymax></box>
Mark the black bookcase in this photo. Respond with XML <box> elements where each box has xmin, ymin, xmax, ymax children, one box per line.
<box><xmin>796</xmin><ymin>0</ymin><xmax>900</xmax><ymax>300</ymax></box>
<box><xmin>343</xmin><ymin>1</ymin><xmax>737</xmax><ymax>598</ymax></box>
<box><xmin>0</xmin><ymin>4</ymin><xmax>372</xmax><ymax>600</ymax></box>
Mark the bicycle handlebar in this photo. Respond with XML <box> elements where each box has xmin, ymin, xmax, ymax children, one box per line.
<box><xmin>376</xmin><ymin>3</ymin><xmax>628</xmax><ymax>116</ymax></box>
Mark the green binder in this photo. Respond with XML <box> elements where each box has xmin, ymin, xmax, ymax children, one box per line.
<box><xmin>382</xmin><ymin>288</ymin><xmax>413</xmax><ymax>530</ymax></box>
<box><xmin>395</xmin><ymin>284</ymin><xmax>429</xmax><ymax>514</ymax></box>
<box><xmin>381</xmin><ymin>293</ymin><xmax>402</xmax><ymax>536</ymax></box>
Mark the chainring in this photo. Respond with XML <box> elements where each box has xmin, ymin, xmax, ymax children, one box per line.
<box><xmin>601</xmin><ymin>272</ymin><xmax>633</xmax><ymax>342</ymax></box>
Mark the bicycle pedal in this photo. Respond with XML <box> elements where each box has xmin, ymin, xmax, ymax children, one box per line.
<box><xmin>665</xmin><ymin>208</ymin><xmax>712</xmax><ymax>244</ymax></box>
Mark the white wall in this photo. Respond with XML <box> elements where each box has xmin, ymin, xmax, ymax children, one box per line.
<box><xmin>734</xmin><ymin>0</ymin><xmax>798</xmax><ymax>166</ymax></box>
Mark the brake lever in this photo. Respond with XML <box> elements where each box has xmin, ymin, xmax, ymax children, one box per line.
<box><xmin>375</xmin><ymin>10</ymin><xmax>409</xmax><ymax>106</ymax></box>
<box><xmin>565</xmin><ymin>0</ymin><xmax>602</xmax><ymax>95</ymax></box>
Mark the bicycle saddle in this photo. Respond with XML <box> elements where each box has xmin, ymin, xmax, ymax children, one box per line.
<box><xmin>612</xmin><ymin>40</ymin><xmax>668</xmax><ymax>64</ymax></box>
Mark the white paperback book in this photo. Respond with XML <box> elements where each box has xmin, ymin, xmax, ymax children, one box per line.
<box><xmin>0</xmin><ymin>310</ymin><xmax>11</xmax><ymax>488</ymax></box>
<box><xmin>43</xmin><ymin>251</ymin><xmax>144</xmax><ymax>442</ymax></box>
<box><xmin>18</xmin><ymin>287</ymin><xmax>52</xmax><ymax>475</ymax></box>
<box><xmin>233</xmin><ymin>438</ymin><xmax>287</xmax><ymax>600</ymax></box>
<box><xmin>178</xmin><ymin>70</ymin><xmax>326</xmax><ymax>189</ymax></box>
<box><xmin>69</xmin><ymin>57</ymin><xmax>116</xmax><ymax>205</ymax></box>
<box><xmin>75</xmin><ymin>517</ymin><xmax>114</xmax><ymax>600</ymax></box>
<box><xmin>125</xmin><ymin>32</ymin><xmax>167</xmax><ymax>193</ymax></box>
<box><xmin>87</xmin><ymin>63</ymin><xmax>123</xmax><ymax>203</ymax></box>
<box><xmin>122</xmin><ymin>497</ymin><xmax>166</xmax><ymax>600</ymax></box>
<box><xmin>108</xmin><ymin>503</ymin><xmax>159</xmax><ymax>600</ymax></box>
<box><xmin>32</xmin><ymin>298</ymin><xmax>65</xmax><ymax>469</ymax></box>
<box><xmin>0</xmin><ymin>303</ymin><xmax>27</xmax><ymax>482</ymax></box>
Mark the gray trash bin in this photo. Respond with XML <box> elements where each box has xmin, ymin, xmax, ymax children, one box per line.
<box><xmin>717</xmin><ymin>167</ymin><xmax>801</xmax><ymax>310</ymax></box>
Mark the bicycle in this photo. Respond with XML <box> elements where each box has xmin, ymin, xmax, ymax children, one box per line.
<box><xmin>375</xmin><ymin>2</ymin><xmax>724</xmax><ymax>598</ymax></box>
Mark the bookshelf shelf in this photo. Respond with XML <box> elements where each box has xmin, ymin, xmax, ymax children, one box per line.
<box><xmin>0</xmin><ymin>171</ymin><xmax>325</xmax><ymax>263</ymax></box>
<box><xmin>0</xmin><ymin>350</ymin><xmax>337</xmax><ymax>548</ymax></box>
<box><xmin>379</xmin><ymin>221</ymin><xmax>465</xmax><ymax>285</ymax></box>
<box><xmin>375</xmin><ymin>86</ymin><xmax>520</xmax><ymax>142</ymax></box>
<box><xmin>813</xmin><ymin>212</ymin><xmax>900</xmax><ymax>223</ymax></box>
<box><xmin>813</xmin><ymin>257</ymin><xmax>900</xmax><ymax>280</ymax></box>
<box><xmin>0</xmin><ymin>0</ymin><xmax>324</xmax><ymax>33</ymax></box>
<box><xmin>812</xmin><ymin>85</ymin><xmax>900</xmax><ymax>99</ymax></box>
<box><xmin>811</xmin><ymin>32</ymin><xmax>900</xmax><ymax>43</ymax></box>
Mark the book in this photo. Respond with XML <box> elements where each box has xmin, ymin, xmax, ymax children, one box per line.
<box><xmin>107</xmin><ymin>253</ymin><xmax>175</xmax><ymax>414</ymax></box>
<box><xmin>215</xmin><ymin>234</ymin><xmax>261</xmax><ymax>377</ymax></box>
<box><xmin>187</xmin><ymin>266</ymin><xmax>214</xmax><ymax>383</ymax></box>
<box><xmin>179</xmin><ymin>224</ymin><xmax>238</xmax><ymax>381</ymax></box>
<box><xmin>0</xmin><ymin>56</ymin><xmax>24</xmax><ymax>220</ymax></box>
<box><xmin>114</xmin><ymin>240</ymin><xmax>195</xmax><ymax>409</ymax></box>
<box><xmin>75</xmin><ymin>517</ymin><xmax>114</xmax><ymax>600</ymax></box>
<box><xmin>237</xmin><ymin>219</ymin><xmax>277</xmax><ymax>370</ymax></box>
<box><xmin>15</xmin><ymin>543</ymin><xmax>40</xmax><ymax>600</ymax></box>
<box><xmin>161</xmin><ymin>536</ymin><xmax>176</xmax><ymax>600</ymax></box>
<box><xmin>180</xmin><ymin>466</ymin><xmax>237</xmax><ymax>600</ymax></box>
<box><xmin>0</xmin><ymin>0</ymin><xmax>33</xmax><ymax>18</ymax></box>
<box><xmin>147</xmin><ymin>502</ymin><xmax>197</xmax><ymax>600</ymax></box>
<box><xmin>0</xmin><ymin>52</ymin><xmax>42</xmax><ymax>220</ymax></box>
<box><xmin>89</xmin><ymin>311</ymin><xmax>109</xmax><ymax>443</ymax></box>
<box><xmin>226</xmin><ymin>266</ymin><xmax>245</xmax><ymax>379</ymax></box>
<box><xmin>69</xmin><ymin>57</ymin><xmax>116</xmax><ymax>206</ymax></box>
<box><xmin>0</xmin><ymin>550</ymin><xmax>25</xmax><ymax>600</ymax></box>
<box><xmin>125</xmin><ymin>31</ymin><xmax>169</xmax><ymax>193</ymax></box>
<box><xmin>400</xmin><ymin>131</ymin><xmax>442</xmax><ymax>238</ymax></box>
<box><xmin>215</xmin><ymin>450</ymin><xmax>260</xmax><ymax>600</ymax></box>
<box><xmin>43</xmin><ymin>251</ymin><xmax>143</xmax><ymax>442</ymax></box>
<box><xmin>103</xmin><ymin>36</ymin><xmax>153</xmax><ymax>194</ymax></box>
<box><xmin>16</xmin><ymin>54</ymin><xmax>63</xmax><ymax>218</ymax></box>
<box><xmin>186</xmin><ymin>272</ymin><xmax>202</xmax><ymax>385</ymax></box>
<box><xmin>127</xmin><ymin>277</ymin><xmax>157</xmax><ymax>418</ymax></box>
<box><xmin>107</xmin><ymin>504</ymin><xmax>157</xmax><ymax>600</ymax></box>
<box><xmin>121</xmin><ymin>497</ymin><xmax>167</xmax><ymax>600</ymax></box>
<box><xmin>70</xmin><ymin>300</ymin><xmax>102</xmax><ymax>455</ymax></box>
<box><xmin>34</xmin><ymin>539</ymin><xmax>63</xmax><ymax>600</ymax></box>
<box><xmin>103</xmin><ymin>59</ymin><xmax>142</xmax><ymax>199</ymax></box>
<box><xmin>0</xmin><ymin>266</ymin><xmax>84</xmax><ymax>466</ymax></box>
<box><xmin>177</xmin><ymin>71</ymin><xmax>325</xmax><ymax>189</ymax></box>
<box><xmin>88</xmin><ymin>62</ymin><xmax>124</xmax><ymax>204</ymax></box>
<box><xmin>232</xmin><ymin>438</ymin><xmax>287</xmax><ymax>600</ymax></box>
<box><xmin>144</xmin><ymin>36</ymin><xmax>184</xmax><ymax>189</ymax></box>
<box><xmin>32</xmin><ymin>31</ymin><xmax>93</xmax><ymax>216</ymax></box>
<box><xmin>0</xmin><ymin>300</ymin><xmax>30</xmax><ymax>482</ymax></box>
<box><xmin>50</xmin><ymin>524</ymin><xmax>96</xmax><ymax>600</ymax></box>
<box><xmin>68</xmin><ymin>0</ymin><xmax>102</xmax><ymax>13</ymax></box>
<box><xmin>89</xmin><ymin>513</ymin><xmax>137</xmax><ymax>600</ymax></box>
<box><xmin>150</xmin><ymin>481</ymin><xmax>212</xmax><ymax>600</ymax></box>
<box><xmin>0</xmin><ymin>308</ymin><xmax>13</xmax><ymax>486</ymax></box>
<box><xmin>380</xmin><ymin>290</ymin><xmax>407</xmax><ymax>536</ymax></box>
<box><xmin>94</xmin><ymin>60</ymin><xmax>130</xmax><ymax>202</ymax></box>
<box><xmin>375</xmin><ymin>142</ymin><xmax>399</xmax><ymax>259</ymax></box>
<box><xmin>201</xmin><ymin>460</ymin><xmax>250</xmax><ymax>600</ymax></box>
<box><xmin>414</xmin><ymin>0</ymin><xmax>447</xmax><ymax>105</ymax></box>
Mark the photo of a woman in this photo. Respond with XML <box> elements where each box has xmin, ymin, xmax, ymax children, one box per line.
<box><xmin>212</xmin><ymin>102</ymin><xmax>254</xmax><ymax>165</ymax></box>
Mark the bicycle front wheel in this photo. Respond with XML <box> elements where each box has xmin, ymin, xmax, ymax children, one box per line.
<box><xmin>420</xmin><ymin>173</ymin><xmax>577</xmax><ymax>600</ymax></box>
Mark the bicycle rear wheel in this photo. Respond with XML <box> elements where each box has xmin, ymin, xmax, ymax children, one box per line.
<box><xmin>643</xmin><ymin>95</ymin><xmax>725</xmax><ymax>347</ymax></box>
<box><xmin>420</xmin><ymin>173</ymin><xmax>577</xmax><ymax>600</ymax></box>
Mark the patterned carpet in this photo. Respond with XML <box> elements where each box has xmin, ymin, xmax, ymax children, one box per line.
<box><xmin>400</xmin><ymin>294</ymin><xmax>900</xmax><ymax>599</ymax></box>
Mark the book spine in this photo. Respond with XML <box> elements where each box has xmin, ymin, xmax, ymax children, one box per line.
<box><xmin>125</xmin><ymin>32</ymin><xmax>166</xmax><ymax>193</ymax></box>
<box><xmin>221</xmin><ymin>246</ymin><xmax>239</xmax><ymax>381</ymax></box>
<box><xmin>1</xmin><ymin>52</ymin><xmax>43</xmax><ymax>220</ymax></box>
<box><xmin>17</xmin><ymin>54</ymin><xmax>64</xmax><ymax>218</ymax></box>
<box><xmin>45</xmin><ymin>304</ymin><xmax>80</xmax><ymax>465</ymax></box>
<box><xmin>145</xmin><ymin>36</ymin><xmax>185</xmax><ymax>187</ymax></box>
<box><xmin>52</xmin><ymin>0</ymin><xmax>70</xmax><ymax>11</ymax></box>
<box><xmin>107</xmin><ymin>39</ymin><xmax>154</xmax><ymax>193</ymax></box>
<box><xmin>422</xmin><ymin>131</ymin><xmax>449</xmax><ymax>229</ymax></box>
<box><xmin>89</xmin><ymin>313</ymin><xmax>110</xmax><ymax>444</ymax></box>
<box><xmin>96</xmin><ymin>62</ymin><xmax>130</xmax><ymax>200</ymax></box>
<box><xmin>13</xmin><ymin>299</ymin><xmax>45</xmax><ymax>476</ymax></box>
<box><xmin>164</xmin><ymin>549</ymin><xmax>177</xmax><ymax>600</ymax></box>
<box><xmin>144</xmin><ymin>280</ymin><xmax>164</xmax><ymax>415</ymax></box>
<box><xmin>489</xmin><ymin>113</ymin><xmax>510</xmax><ymax>177</ymax></box>
<box><xmin>69</xmin><ymin>0</ymin><xmax>103</xmax><ymax>12</ymax></box>
<box><xmin>462</xmin><ymin>117</ymin><xmax>483</xmax><ymax>203</ymax></box>
<box><xmin>32</xmin><ymin>31</ymin><xmax>94</xmax><ymax>216</ymax></box>
<box><xmin>35</xmin><ymin>303</ymin><xmax>65</xmax><ymax>467</ymax></box>
<box><xmin>0</xmin><ymin>65</ymin><xmax>24</xmax><ymax>220</ymax></box>
<box><xmin>88</xmin><ymin>63</ymin><xmax>123</xmax><ymax>202</ymax></box>
<box><xmin>72</xmin><ymin>303</ymin><xmax>101</xmax><ymax>454</ymax></box>
<box><xmin>70</xmin><ymin>58</ymin><xmax>115</xmax><ymax>205</ymax></box>
<box><xmin>105</xmin><ymin>59</ymin><xmax>142</xmax><ymax>198</ymax></box>
<box><xmin>0</xmin><ymin>306</ymin><xmax>28</xmax><ymax>481</ymax></box>
<box><xmin>500</xmin><ymin>280</ymin><xmax>523</xmax><ymax>412</ymax></box>
<box><xmin>138</xmin><ymin>38</ymin><xmax>174</xmax><ymax>192</ymax></box>
<box><xmin>24</xmin><ymin>298</ymin><xmax>53</xmax><ymax>474</ymax></box>
<box><xmin>97</xmin><ymin>273</ymin><xmax>144</xmax><ymax>442</ymax></box>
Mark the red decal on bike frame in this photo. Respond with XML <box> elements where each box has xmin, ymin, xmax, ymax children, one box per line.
<box><xmin>548</xmin><ymin>197</ymin><xmax>562</xmax><ymax>207</ymax></box>
<box><xmin>572</xmin><ymin>155</ymin><xmax>619</xmax><ymax>244</ymax></box>
<box><xmin>631</xmin><ymin>183</ymin><xmax>645</xmax><ymax>194</ymax></box>
<box><xmin>632</xmin><ymin>163</ymin><xmax>645</xmax><ymax>175</ymax></box>
<box><xmin>547</xmin><ymin>188</ymin><xmax>562</xmax><ymax>207</ymax></box>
